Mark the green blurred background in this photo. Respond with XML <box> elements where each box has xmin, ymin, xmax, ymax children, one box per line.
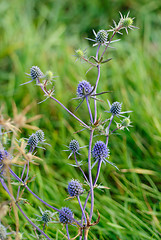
<box><xmin>0</xmin><ymin>0</ymin><xmax>161</xmax><ymax>239</ymax></box>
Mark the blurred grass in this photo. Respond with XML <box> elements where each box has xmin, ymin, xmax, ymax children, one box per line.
<box><xmin>0</xmin><ymin>0</ymin><xmax>161</xmax><ymax>239</ymax></box>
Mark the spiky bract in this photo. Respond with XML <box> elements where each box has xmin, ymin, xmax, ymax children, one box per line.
<box><xmin>59</xmin><ymin>207</ymin><xmax>73</xmax><ymax>224</ymax></box>
<box><xmin>68</xmin><ymin>179</ymin><xmax>84</xmax><ymax>197</ymax></box>
<box><xmin>77</xmin><ymin>80</ymin><xmax>93</xmax><ymax>98</ymax></box>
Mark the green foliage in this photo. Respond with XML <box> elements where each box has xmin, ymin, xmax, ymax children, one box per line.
<box><xmin>0</xmin><ymin>0</ymin><xmax>161</xmax><ymax>239</ymax></box>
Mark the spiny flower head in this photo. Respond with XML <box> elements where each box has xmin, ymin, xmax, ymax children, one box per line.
<box><xmin>0</xmin><ymin>223</ymin><xmax>7</xmax><ymax>240</ymax></box>
<box><xmin>36</xmin><ymin>130</ymin><xmax>45</xmax><ymax>142</ymax></box>
<box><xmin>59</xmin><ymin>207</ymin><xmax>73</xmax><ymax>224</ymax></box>
<box><xmin>109</xmin><ymin>12</ymin><xmax>137</xmax><ymax>35</ymax></box>
<box><xmin>92</xmin><ymin>141</ymin><xmax>109</xmax><ymax>162</ymax></box>
<box><xmin>68</xmin><ymin>179</ymin><xmax>84</xmax><ymax>197</ymax></box>
<box><xmin>42</xmin><ymin>210</ymin><xmax>52</xmax><ymax>223</ymax></box>
<box><xmin>121</xmin><ymin>117</ymin><xmax>131</xmax><ymax>127</ymax></box>
<box><xmin>30</xmin><ymin>66</ymin><xmax>43</xmax><ymax>81</ymax></box>
<box><xmin>69</xmin><ymin>139</ymin><xmax>79</xmax><ymax>153</ymax></box>
<box><xmin>86</xmin><ymin>29</ymin><xmax>119</xmax><ymax>47</ymax></box>
<box><xmin>77</xmin><ymin>80</ymin><xmax>93</xmax><ymax>98</ymax></box>
<box><xmin>92</xmin><ymin>141</ymin><xmax>119</xmax><ymax>170</ymax></box>
<box><xmin>106</xmin><ymin>100</ymin><xmax>132</xmax><ymax>117</ymax></box>
<box><xmin>95</xmin><ymin>30</ymin><xmax>108</xmax><ymax>44</ymax></box>
<box><xmin>28</xmin><ymin>133</ymin><xmax>38</xmax><ymax>148</ymax></box>
<box><xmin>110</xmin><ymin>102</ymin><xmax>122</xmax><ymax>115</ymax></box>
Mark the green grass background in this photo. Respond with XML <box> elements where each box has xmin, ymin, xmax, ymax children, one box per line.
<box><xmin>0</xmin><ymin>0</ymin><xmax>161</xmax><ymax>239</ymax></box>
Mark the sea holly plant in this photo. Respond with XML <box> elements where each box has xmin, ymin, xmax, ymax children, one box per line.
<box><xmin>0</xmin><ymin>12</ymin><xmax>137</xmax><ymax>240</ymax></box>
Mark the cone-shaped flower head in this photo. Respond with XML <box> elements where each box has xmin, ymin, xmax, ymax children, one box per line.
<box><xmin>92</xmin><ymin>141</ymin><xmax>109</xmax><ymax>162</ymax></box>
<box><xmin>77</xmin><ymin>80</ymin><xmax>93</xmax><ymax>98</ymax></box>
<box><xmin>36</xmin><ymin>130</ymin><xmax>45</xmax><ymax>142</ymax></box>
<box><xmin>59</xmin><ymin>207</ymin><xmax>73</xmax><ymax>224</ymax></box>
<box><xmin>110</xmin><ymin>102</ymin><xmax>122</xmax><ymax>115</ymax></box>
<box><xmin>30</xmin><ymin>66</ymin><xmax>43</xmax><ymax>81</ymax></box>
<box><xmin>68</xmin><ymin>179</ymin><xmax>84</xmax><ymax>197</ymax></box>
<box><xmin>28</xmin><ymin>134</ymin><xmax>39</xmax><ymax>148</ymax></box>
<box><xmin>0</xmin><ymin>223</ymin><xmax>7</xmax><ymax>240</ymax></box>
<box><xmin>69</xmin><ymin>140</ymin><xmax>79</xmax><ymax>153</ymax></box>
<box><xmin>42</xmin><ymin>210</ymin><xmax>52</xmax><ymax>223</ymax></box>
<box><xmin>95</xmin><ymin>30</ymin><xmax>108</xmax><ymax>44</ymax></box>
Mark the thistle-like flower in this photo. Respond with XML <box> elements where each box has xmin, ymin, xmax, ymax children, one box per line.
<box><xmin>21</xmin><ymin>66</ymin><xmax>44</xmax><ymax>85</ymax></box>
<box><xmin>68</xmin><ymin>179</ymin><xmax>84</xmax><ymax>197</ymax></box>
<box><xmin>74</xmin><ymin>49</ymin><xmax>87</xmax><ymax>62</ymax></box>
<box><xmin>116</xmin><ymin>116</ymin><xmax>132</xmax><ymax>131</ymax></box>
<box><xmin>92</xmin><ymin>141</ymin><xmax>118</xmax><ymax>169</ymax></box>
<box><xmin>35</xmin><ymin>130</ymin><xmax>45</xmax><ymax>142</ymax></box>
<box><xmin>77</xmin><ymin>80</ymin><xmax>93</xmax><ymax>98</ymax></box>
<box><xmin>86</xmin><ymin>29</ymin><xmax>119</xmax><ymax>47</ymax></box>
<box><xmin>64</xmin><ymin>139</ymin><xmax>86</xmax><ymax>159</ymax></box>
<box><xmin>106</xmin><ymin>100</ymin><xmax>132</xmax><ymax>117</ymax></box>
<box><xmin>36</xmin><ymin>207</ymin><xmax>56</xmax><ymax>225</ymax></box>
<box><xmin>27</xmin><ymin>133</ymin><xmax>39</xmax><ymax>148</ymax></box>
<box><xmin>108</xmin><ymin>12</ymin><xmax>138</xmax><ymax>35</ymax></box>
<box><xmin>59</xmin><ymin>207</ymin><xmax>73</xmax><ymax>224</ymax></box>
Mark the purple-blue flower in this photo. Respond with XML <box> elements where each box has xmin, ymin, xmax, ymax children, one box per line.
<box><xmin>68</xmin><ymin>179</ymin><xmax>84</xmax><ymax>197</ymax></box>
<box><xmin>77</xmin><ymin>80</ymin><xmax>93</xmax><ymax>98</ymax></box>
<box><xmin>59</xmin><ymin>207</ymin><xmax>73</xmax><ymax>224</ymax></box>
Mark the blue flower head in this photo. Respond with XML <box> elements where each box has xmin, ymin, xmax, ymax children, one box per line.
<box><xmin>92</xmin><ymin>141</ymin><xmax>109</xmax><ymax>162</ymax></box>
<box><xmin>28</xmin><ymin>134</ymin><xmax>39</xmax><ymax>148</ymax></box>
<box><xmin>35</xmin><ymin>130</ymin><xmax>45</xmax><ymax>142</ymax></box>
<box><xmin>92</xmin><ymin>141</ymin><xmax>119</xmax><ymax>170</ymax></box>
<box><xmin>69</xmin><ymin>140</ymin><xmax>79</xmax><ymax>153</ymax></box>
<box><xmin>59</xmin><ymin>207</ymin><xmax>73</xmax><ymax>224</ymax></box>
<box><xmin>41</xmin><ymin>210</ymin><xmax>52</xmax><ymax>223</ymax></box>
<box><xmin>68</xmin><ymin>179</ymin><xmax>84</xmax><ymax>197</ymax></box>
<box><xmin>106</xmin><ymin>100</ymin><xmax>132</xmax><ymax>117</ymax></box>
<box><xmin>30</xmin><ymin>66</ymin><xmax>43</xmax><ymax>81</ymax></box>
<box><xmin>77</xmin><ymin>80</ymin><xmax>93</xmax><ymax>98</ymax></box>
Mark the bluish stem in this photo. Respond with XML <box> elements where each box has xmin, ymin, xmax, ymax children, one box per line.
<box><xmin>94</xmin><ymin>45</ymin><xmax>101</xmax><ymax>123</ymax></box>
<box><xmin>77</xmin><ymin>196</ymin><xmax>87</xmax><ymax>225</ymax></box>
<box><xmin>100</xmin><ymin>32</ymin><xmax>116</xmax><ymax>59</ymax></box>
<box><xmin>16</xmin><ymin>163</ymin><xmax>26</xmax><ymax>200</ymax></box>
<box><xmin>17</xmin><ymin>146</ymin><xmax>33</xmax><ymax>200</ymax></box>
<box><xmin>93</xmin><ymin>160</ymin><xmax>102</xmax><ymax>186</ymax></box>
<box><xmin>0</xmin><ymin>177</ymin><xmax>51</xmax><ymax>240</ymax></box>
<box><xmin>88</xmin><ymin>130</ymin><xmax>94</xmax><ymax>221</ymax></box>
<box><xmin>9</xmin><ymin>168</ymin><xmax>82</xmax><ymax>227</ymax></box>
<box><xmin>74</xmin><ymin>152</ymin><xmax>89</xmax><ymax>184</ymax></box>
<box><xmin>37</xmin><ymin>80</ymin><xmax>90</xmax><ymax>130</ymax></box>
<box><xmin>86</xmin><ymin>96</ymin><xmax>93</xmax><ymax>124</ymax></box>
<box><xmin>66</xmin><ymin>224</ymin><xmax>70</xmax><ymax>240</ymax></box>
<box><xmin>106</xmin><ymin>115</ymin><xmax>114</xmax><ymax>146</ymax></box>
